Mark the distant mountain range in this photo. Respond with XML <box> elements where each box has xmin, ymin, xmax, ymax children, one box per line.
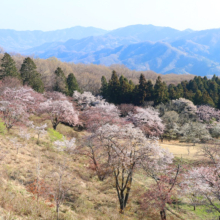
<box><xmin>1</xmin><ymin>24</ymin><xmax>220</xmax><ymax>76</ymax></box>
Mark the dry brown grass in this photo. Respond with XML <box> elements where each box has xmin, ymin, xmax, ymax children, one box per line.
<box><xmin>160</xmin><ymin>140</ymin><xmax>204</xmax><ymax>160</ymax></box>
<box><xmin>0</xmin><ymin>120</ymin><xmax>207</xmax><ymax>220</ymax></box>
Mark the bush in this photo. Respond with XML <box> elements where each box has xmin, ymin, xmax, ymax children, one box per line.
<box><xmin>48</xmin><ymin>128</ymin><xmax>63</xmax><ymax>142</ymax></box>
<box><xmin>0</xmin><ymin>118</ymin><xmax>6</xmax><ymax>135</ymax></box>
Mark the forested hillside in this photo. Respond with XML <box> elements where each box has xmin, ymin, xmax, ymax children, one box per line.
<box><xmin>1</xmin><ymin>52</ymin><xmax>220</xmax><ymax>219</ymax></box>
<box><xmin>100</xmin><ymin>72</ymin><xmax>220</xmax><ymax>108</ymax></box>
<box><xmin>0</xmin><ymin>52</ymin><xmax>194</xmax><ymax>94</ymax></box>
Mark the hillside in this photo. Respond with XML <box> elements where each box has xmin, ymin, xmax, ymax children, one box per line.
<box><xmin>0</xmin><ymin>53</ymin><xmax>195</xmax><ymax>94</ymax></box>
<box><xmin>0</xmin><ymin>86</ymin><xmax>220</xmax><ymax>219</ymax></box>
<box><xmin>0</xmin><ymin>120</ymin><xmax>209</xmax><ymax>220</ymax></box>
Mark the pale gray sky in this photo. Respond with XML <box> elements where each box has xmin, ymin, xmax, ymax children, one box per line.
<box><xmin>1</xmin><ymin>0</ymin><xmax>220</xmax><ymax>31</ymax></box>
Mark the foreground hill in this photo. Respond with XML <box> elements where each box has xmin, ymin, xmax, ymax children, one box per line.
<box><xmin>0</xmin><ymin>118</ymin><xmax>214</xmax><ymax>220</ymax></box>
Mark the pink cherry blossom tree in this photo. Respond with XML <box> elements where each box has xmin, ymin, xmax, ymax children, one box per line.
<box><xmin>197</xmin><ymin>105</ymin><xmax>220</xmax><ymax>123</ymax></box>
<box><xmin>126</xmin><ymin>107</ymin><xmax>165</xmax><ymax>137</ymax></box>
<box><xmin>81</xmin><ymin>123</ymin><xmax>172</xmax><ymax>213</ymax></box>
<box><xmin>0</xmin><ymin>101</ymin><xmax>29</xmax><ymax>132</ymax></box>
<box><xmin>81</xmin><ymin>103</ymin><xmax>125</xmax><ymax>132</ymax></box>
<box><xmin>38</xmin><ymin>99</ymin><xmax>79</xmax><ymax>130</ymax></box>
<box><xmin>141</xmin><ymin>164</ymin><xmax>182</xmax><ymax>220</ymax></box>
<box><xmin>73</xmin><ymin>91</ymin><xmax>105</xmax><ymax>110</ymax></box>
<box><xmin>1</xmin><ymin>86</ymin><xmax>45</xmax><ymax>113</ymax></box>
<box><xmin>0</xmin><ymin>86</ymin><xmax>45</xmax><ymax>131</ymax></box>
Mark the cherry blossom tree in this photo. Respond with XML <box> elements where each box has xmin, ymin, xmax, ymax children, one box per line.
<box><xmin>54</xmin><ymin>137</ymin><xmax>76</xmax><ymax>153</ymax></box>
<box><xmin>81</xmin><ymin>103</ymin><xmax>124</xmax><ymax>132</ymax></box>
<box><xmin>48</xmin><ymin>162</ymin><xmax>74</xmax><ymax>220</ymax></box>
<box><xmin>73</xmin><ymin>91</ymin><xmax>105</xmax><ymax>110</ymax></box>
<box><xmin>179</xmin><ymin>122</ymin><xmax>211</xmax><ymax>145</ymax></box>
<box><xmin>30</xmin><ymin>122</ymin><xmax>47</xmax><ymax>144</ymax></box>
<box><xmin>79</xmin><ymin>134</ymin><xmax>111</xmax><ymax>181</ymax></box>
<box><xmin>126</xmin><ymin>107</ymin><xmax>164</xmax><ymax>137</ymax></box>
<box><xmin>197</xmin><ymin>105</ymin><xmax>220</xmax><ymax>123</ymax></box>
<box><xmin>44</xmin><ymin>91</ymin><xmax>67</xmax><ymax>101</ymax></box>
<box><xmin>84</xmin><ymin>123</ymin><xmax>173</xmax><ymax>213</ymax></box>
<box><xmin>19</xmin><ymin>127</ymin><xmax>31</xmax><ymax>141</ymax></box>
<box><xmin>0</xmin><ymin>101</ymin><xmax>28</xmax><ymax>132</ymax></box>
<box><xmin>38</xmin><ymin>99</ymin><xmax>79</xmax><ymax>130</ymax></box>
<box><xmin>187</xmin><ymin>164</ymin><xmax>220</xmax><ymax>217</ymax></box>
<box><xmin>1</xmin><ymin>86</ymin><xmax>45</xmax><ymax>113</ymax></box>
<box><xmin>0</xmin><ymin>86</ymin><xmax>45</xmax><ymax>131</ymax></box>
<box><xmin>0</xmin><ymin>76</ymin><xmax>22</xmax><ymax>95</ymax></box>
<box><xmin>118</xmin><ymin>104</ymin><xmax>136</xmax><ymax>117</ymax></box>
<box><xmin>185</xmin><ymin>144</ymin><xmax>220</xmax><ymax>217</ymax></box>
<box><xmin>141</xmin><ymin>165</ymin><xmax>182</xmax><ymax>220</ymax></box>
<box><xmin>10</xmin><ymin>137</ymin><xmax>26</xmax><ymax>154</ymax></box>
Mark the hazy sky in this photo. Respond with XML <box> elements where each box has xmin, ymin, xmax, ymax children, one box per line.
<box><xmin>1</xmin><ymin>0</ymin><xmax>220</xmax><ymax>31</ymax></box>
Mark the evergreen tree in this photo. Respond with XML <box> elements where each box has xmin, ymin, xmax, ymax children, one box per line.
<box><xmin>145</xmin><ymin>80</ymin><xmax>154</xmax><ymax>101</ymax></box>
<box><xmin>108</xmin><ymin>71</ymin><xmax>120</xmax><ymax>104</ymax></box>
<box><xmin>136</xmin><ymin>74</ymin><xmax>147</xmax><ymax>105</ymax></box>
<box><xmin>20</xmin><ymin>57</ymin><xmax>44</xmax><ymax>93</ymax></box>
<box><xmin>200</xmin><ymin>91</ymin><xmax>215</xmax><ymax>107</ymax></box>
<box><xmin>194</xmin><ymin>90</ymin><xmax>203</xmax><ymax>105</ymax></box>
<box><xmin>0</xmin><ymin>53</ymin><xmax>20</xmax><ymax>79</ymax></box>
<box><xmin>154</xmin><ymin>76</ymin><xmax>169</xmax><ymax>105</ymax></box>
<box><xmin>119</xmin><ymin>75</ymin><xmax>133</xmax><ymax>103</ymax></box>
<box><xmin>53</xmin><ymin>67</ymin><xmax>68</xmax><ymax>94</ymax></box>
<box><xmin>100</xmin><ymin>76</ymin><xmax>108</xmax><ymax>98</ymax></box>
<box><xmin>66</xmin><ymin>73</ymin><xmax>80</xmax><ymax>96</ymax></box>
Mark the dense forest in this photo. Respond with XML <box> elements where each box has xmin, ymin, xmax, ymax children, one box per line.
<box><xmin>101</xmin><ymin>71</ymin><xmax>220</xmax><ymax>108</ymax></box>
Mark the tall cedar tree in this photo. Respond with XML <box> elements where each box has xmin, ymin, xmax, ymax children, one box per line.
<box><xmin>53</xmin><ymin>67</ymin><xmax>68</xmax><ymax>94</ymax></box>
<box><xmin>119</xmin><ymin>75</ymin><xmax>133</xmax><ymax>103</ymax></box>
<box><xmin>154</xmin><ymin>76</ymin><xmax>169</xmax><ymax>105</ymax></box>
<box><xmin>20</xmin><ymin>57</ymin><xmax>44</xmax><ymax>93</ymax></box>
<box><xmin>66</xmin><ymin>73</ymin><xmax>80</xmax><ymax>96</ymax></box>
<box><xmin>100</xmin><ymin>76</ymin><xmax>108</xmax><ymax>98</ymax></box>
<box><xmin>145</xmin><ymin>80</ymin><xmax>154</xmax><ymax>101</ymax></box>
<box><xmin>136</xmin><ymin>74</ymin><xmax>147</xmax><ymax>105</ymax></box>
<box><xmin>0</xmin><ymin>53</ymin><xmax>20</xmax><ymax>79</ymax></box>
<box><xmin>108</xmin><ymin>71</ymin><xmax>120</xmax><ymax>104</ymax></box>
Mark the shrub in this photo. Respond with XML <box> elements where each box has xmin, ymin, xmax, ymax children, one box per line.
<box><xmin>48</xmin><ymin>128</ymin><xmax>63</xmax><ymax>142</ymax></box>
<box><xmin>0</xmin><ymin>118</ymin><xmax>6</xmax><ymax>135</ymax></box>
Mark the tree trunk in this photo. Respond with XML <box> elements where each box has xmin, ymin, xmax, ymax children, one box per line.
<box><xmin>53</xmin><ymin>124</ymin><xmax>58</xmax><ymax>130</ymax></box>
<box><xmin>37</xmin><ymin>134</ymin><xmax>40</xmax><ymax>145</ymax></box>
<box><xmin>194</xmin><ymin>205</ymin><xmax>196</xmax><ymax>211</ymax></box>
<box><xmin>56</xmin><ymin>204</ymin><xmax>59</xmax><ymax>220</ymax></box>
<box><xmin>160</xmin><ymin>209</ymin><xmax>166</xmax><ymax>220</ymax></box>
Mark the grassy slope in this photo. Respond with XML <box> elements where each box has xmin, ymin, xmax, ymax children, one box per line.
<box><xmin>0</xmin><ymin>119</ymin><xmax>217</xmax><ymax>220</ymax></box>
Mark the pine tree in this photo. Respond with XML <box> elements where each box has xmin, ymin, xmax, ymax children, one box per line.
<box><xmin>145</xmin><ymin>80</ymin><xmax>154</xmax><ymax>101</ymax></box>
<box><xmin>108</xmin><ymin>71</ymin><xmax>120</xmax><ymax>104</ymax></box>
<box><xmin>53</xmin><ymin>67</ymin><xmax>68</xmax><ymax>94</ymax></box>
<box><xmin>20</xmin><ymin>57</ymin><xmax>44</xmax><ymax>93</ymax></box>
<box><xmin>119</xmin><ymin>75</ymin><xmax>133</xmax><ymax>103</ymax></box>
<box><xmin>194</xmin><ymin>90</ymin><xmax>203</xmax><ymax>105</ymax></box>
<box><xmin>136</xmin><ymin>74</ymin><xmax>147</xmax><ymax>105</ymax></box>
<box><xmin>100</xmin><ymin>76</ymin><xmax>108</xmax><ymax>98</ymax></box>
<box><xmin>0</xmin><ymin>53</ymin><xmax>20</xmax><ymax>79</ymax></box>
<box><xmin>200</xmin><ymin>91</ymin><xmax>215</xmax><ymax>107</ymax></box>
<box><xmin>154</xmin><ymin>76</ymin><xmax>169</xmax><ymax>105</ymax></box>
<box><xmin>66</xmin><ymin>73</ymin><xmax>80</xmax><ymax>96</ymax></box>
